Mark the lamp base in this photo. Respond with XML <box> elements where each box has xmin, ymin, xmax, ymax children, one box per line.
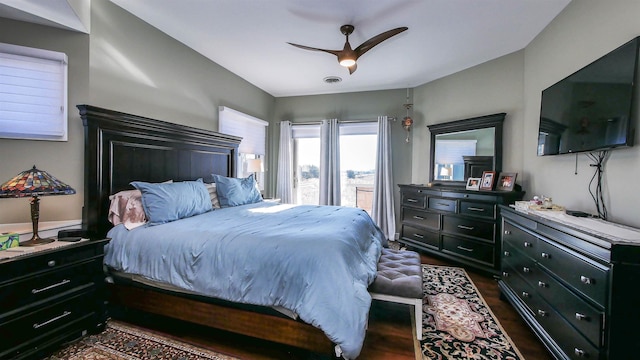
<box><xmin>20</xmin><ymin>234</ymin><xmax>55</xmax><ymax>247</ymax></box>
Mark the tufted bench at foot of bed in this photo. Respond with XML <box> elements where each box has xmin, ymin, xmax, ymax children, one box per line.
<box><xmin>369</xmin><ymin>248</ymin><xmax>424</xmax><ymax>340</ymax></box>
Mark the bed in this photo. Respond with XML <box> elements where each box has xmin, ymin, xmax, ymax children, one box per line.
<box><xmin>78</xmin><ymin>105</ymin><xmax>386</xmax><ymax>359</ymax></box>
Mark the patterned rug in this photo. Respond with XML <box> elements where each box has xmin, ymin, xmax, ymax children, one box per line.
<box><xmin>420</xmin><ymin>265</ymin><xmax>524</xmax><ymax>360</ymax></box>
<box><xmin>45</xmin><ymin>320</ymin><xmax>239</xmax><ymax>360</ymax></box>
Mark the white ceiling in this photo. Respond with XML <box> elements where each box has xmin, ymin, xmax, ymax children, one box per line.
<box><xmin>1</xmin><ymin>0</ymin><xmax>571</xmax><ymax>97</ymax></box>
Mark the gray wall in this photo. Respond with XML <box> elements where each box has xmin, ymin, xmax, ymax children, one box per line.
<box><xmin>523</xmin><ymin>0</ymin><xmax>640</xmax><ymax>228</ymax></box>
<box><xmin>0</xmin><ymin>0</ymin><xmax>274</xmax><ymax>224</ymax></box>
<box><xmin>271</xmin><ymin>89</ymin><xmax>414</xmax><ymax>233</ymax></box>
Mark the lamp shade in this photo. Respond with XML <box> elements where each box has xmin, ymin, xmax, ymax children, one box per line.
<box><xmin>0</xmin><ymin>165</ymin><xmax>75</xmax><ymax>198</ymax></box>
<box><xmin>246</xmin><ymin>158</ymin><xmax>264</xmax><ymax>173</ymax></box>
<box><xmin>439</xmin><ymin>166</ymin><xmax>452</xmax><ymax>177</ymax></box>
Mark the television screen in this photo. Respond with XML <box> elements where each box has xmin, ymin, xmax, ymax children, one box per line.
<box><xmin>538</xmin><ymin>37</ymin><xmax>639</xmax><ymax>155</ymax></box>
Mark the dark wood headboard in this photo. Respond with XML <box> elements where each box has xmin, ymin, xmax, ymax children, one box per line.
<box><xmin>78</xmin><ymin>105</ymin><xmax>240</xmax><ymax>238</ymax></box>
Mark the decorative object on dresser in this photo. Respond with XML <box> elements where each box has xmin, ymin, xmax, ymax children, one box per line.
<box><xmin>398</xmin><ymin>184</ymin><xmax>524</xmax><ymax>275</ymax></box>
<box><xmin>496</xmin><ymin>172</ymin><xmax>517</xmax><ymax>192</ymax></box>
<box><xmin>499</xmin><ymin>206</ymin><xmax>640</xmax><ymax>360</ymax></box>
<box><xmin>466</xmin><ymin>177</ymin><xmax>481</xmax><ymax>191</ymax></box>
<box><xmin>0</xmin><ymin>166</ymin><xmax>76</xmax><ymax>246</ymax></box>
<box><xmin>0</xmin><ymin>238</ymin><xmax>110</xmax><ymax>360</ymax></box>
<box><xmin>479</xmin><ymin>170</ymin><xmax>496</xmax><ymax>191</ymax></box>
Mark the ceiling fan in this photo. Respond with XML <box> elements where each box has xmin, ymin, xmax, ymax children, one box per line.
<box><xmin>288</xmin><ymin>24</ymin><xmax>408</xmax><ymax>74</ymax></box>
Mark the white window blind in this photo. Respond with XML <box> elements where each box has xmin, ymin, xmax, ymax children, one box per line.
<box><xmin>218</xmin><ymin>106</ymin><xmax>268</xmax><ymax>155</ymax></box>
<box><xmin>291</xmin><ymin>123</ymin><xmax>321</xmax><ymax>138</ymax></box>
<box><xmin>339</xmin><ymin>121</ymin><xmax>377</xmax><ymax>135</ymax></box>
<box><xmin>0</xmin><ymin>42</ymin><xmax>68</xmax><ymax>141</ymax></box>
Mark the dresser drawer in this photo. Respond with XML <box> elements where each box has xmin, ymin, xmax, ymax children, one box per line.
<box><xmin>402</xmin><ymin>191</ymin><xmax>427</xmax><ymax>209</ymax></box>
<box><xmin>459</xmin><ymin>201</ymin><xmax>495</xmax><ymax>219</ymax></box>
<box><xmin>503</xmin><ymin>221</ymin><xmax>538</xmax><ymax>258</ymax></box>
<box><xmin>0</xmin><ymin>291</ymin><xmax>95</xmax><ymax>353</ymax></box>
<box><xmin>537</xmin><ymin>239</ymin><xmax>609</xmax><ymax>307</ymax></box>
<box><xmin>501</xmin><ymin>267</ymin><xmax>539</xmax><ymax>315</ymax></box>
<box><xmin>0</xmin><ymin>259</ymin><xmax>100</xmax><ymax>313</ymax></box>
<box><xmin>428</xmin><ymin>197</ymin><xmax>456</xmax><ymax>213</ymax></box>
<box><xmin>442</xmin><ymin>235</ymin><xmax>494</xmax><ymax>266</ymax></box>
<box><xmin>534</xmin><ymin>265</ymin><xmax>604</xmax><ymax>347</ymax></box>
<box><xmin>502</xmin><ymin>242</ymin><xmax>538</xmax><ymax>282</ymax></box>
<box><xmin>442</xmin><ymin>215</ymin><xmax>494</xmax><ymax>241</ymax></box>
<box><xmin>402</xmin><ymin>208</ymin><xmax>439</xmax><ymax>230</ymax></box>
<box><xmin>401</xmin><ymin>225</ymin><xmax>439</xmax><ymax>249</ymax></box>
<box><xmin>533</xmin><ymin>297</ymin><xmax>600</xmax><ymax>360</ymax></box>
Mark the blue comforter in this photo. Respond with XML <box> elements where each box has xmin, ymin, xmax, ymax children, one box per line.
<box><xmin>105</xmin><ymin>202</ymin><xmax>386</xmax><ymax>359</ymax></box>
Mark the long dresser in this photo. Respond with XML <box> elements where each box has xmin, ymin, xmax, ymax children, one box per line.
<box><xmin>500</xmin><ymin>206</ymin><xmax>640</xmax><ymax>360</ymax></box>
<box><xmin>398</xmin><ymin>184</ymin><xmax>524</xmax><ymax>275</ymax></box>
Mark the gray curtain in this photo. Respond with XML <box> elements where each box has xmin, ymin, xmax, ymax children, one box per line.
<box><xmin>319</xmin><ymin>118</ymin><xmax>340</xmax><ymax>205</ymax></box>
<box><xmin>372</xmin><ymin>116</ymin><xmax>396</xmax><ymax>241</ymax></box>
<box><xmin>276</xmin><ymin>121</ymin><xmax>293</xmax><ymax>203</ymax></box>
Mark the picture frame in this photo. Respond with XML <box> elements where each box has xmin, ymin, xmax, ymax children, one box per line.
<box><xmin>465</xmin><ymin>177</ymin><xmax>481</xmax><ymax>190</ymax></box>
<box><xmin>479</xmin><ymin>171</ymin><xmax>496</xmax><ymax>191</ymax></box>
<box><xmin>496</xmin><ymin>172</ymin><xmax>517</xmax><ymax>191</ymax></box>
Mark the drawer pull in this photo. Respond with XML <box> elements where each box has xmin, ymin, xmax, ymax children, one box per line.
<box><xmin>413</xmin><ymin>233</ymin><xmax>424</xmax><ymax>239</ymax></box>
<box><xmin>574</xmin><ymin>348</ymin><xmax>586</xmax><ymax>357</ymax></box>
<box><xmin>33</xmin><ymin>311</ymin><xmax>71</xmax><ymax>329</ymax></box>
<box><xmin>47</xmin><ymin>260</ymin><xmax>56</xmax><ymax>267</ymax></box>
<box><xmin>467</xmin><ymin>207</ymin><xmax>485</xmax><ymax>212</ymax></box>
<box><xmin>504</xmin><ymin>230</ymin><xmax>511</xmax><ymax>235</ymax></box>
<box><xmin>523</xmin><ymin>267</ymin><xmax>530</xmax><ymax>273</ymax></box>
<box><xmin>537</xmin><ymin>309</ymin><xmax>547</xmax><ymax>317</ymax></box>
<box><xmin>523</xmin><ymin>242</ymin><xmax>532</xmax><ymax>248</ymax></box>
<box><xmin>457</xmin><ymin>225</ymin><xmax>475</xmax><ymax>230</ymax></box>
<box><xmin>32</xmin><ymin>279</ymin><xmax>71</xmax><ymax>294</ymax></box>
<box><xmin>580</xmin><ymin>276</ymin><xmax>593</xmax><ymax>285</ymax></box>
<box><xmin>407</xmin><ymin>198</ymin><xmax>418</xmax><ymax>203</ymax></box>
<box><xmin>412</xmin><ymin>215</ymin><xmax>425</xmax><ymax>220</ymax></box>
<box><xmin>575</xmin><ymin>313</ymin><xmax>589</xmax><ymax>321</ymax></box>
<box><xmin>503</xmin><ymin>251</ymin><xmax>510</xmax><ymax>257</ymax></box>
<box><xmin>538</xmin><ymin>281</ymin><xmax>547</xmax><ymax>288</ymax></box>
<box><xmin>521</xmin><ymin>291</ymin><xmax>530</xmax><ymax>298</ymax></box>
<box><xmin>456</xmin><ymin>245</ymin><xmax>474</xmax><ymax>252</ymax></box>
<box><xmin>436</xmin><ymin>202</ymin><xmax>450</xmax><ymax>206</ymax></box>
<box><xmin>502</xmin><ymin>272</ymin><xmax>509</xmax><ymax>277</ymax></box>
<box><xmin>541</xmin><ymin>252</ymin><xmax>550</xmax><ymax>259</ymax></box>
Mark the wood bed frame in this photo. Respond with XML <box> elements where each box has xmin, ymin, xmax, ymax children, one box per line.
<box><xmin>78</xmin><ymin>105</ymin><xmax>334</xmax><ymax>355</ymax></box>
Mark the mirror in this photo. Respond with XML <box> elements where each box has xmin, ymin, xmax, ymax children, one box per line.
<box><xmin>427</xmin><ymin>113</ymin><xmax>505</xmax><ymax>187</ymax></box>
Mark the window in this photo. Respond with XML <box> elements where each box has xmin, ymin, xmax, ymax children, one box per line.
<box><xmin>291</xmin><ymin>121</ymin><xmax>377</xmax><ymax>213</ymax></box>
<box><xmin>218</xmin><ymin>106</ymin><xmax>268</xmax><ymax>188</ymax></box>
<box><xmin>0</xmin><ymin>42</ymin><xmax>68</xmax><ymax>141</ymax></box>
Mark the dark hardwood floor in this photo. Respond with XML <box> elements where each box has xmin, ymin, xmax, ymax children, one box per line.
<box><xmin>108</xmin><ymin>251</ymin><xmax>553</xmax><ymax>360</ymax></box>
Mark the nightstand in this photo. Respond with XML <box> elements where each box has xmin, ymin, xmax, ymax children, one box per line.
<box><xmin>0</xmin><ymin>238</ymin><xmax>109</xmax><ymax>359</ymax></box>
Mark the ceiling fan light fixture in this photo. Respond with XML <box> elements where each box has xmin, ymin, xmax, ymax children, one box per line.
<box><xmin>338</xmin><ymin>53</ymin><xmax>356</xmax><ymax>67</ymax></box>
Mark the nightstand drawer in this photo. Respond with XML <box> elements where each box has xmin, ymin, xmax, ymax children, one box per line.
<box><xmin>442</xmin><ymin>215</ymin><xmax>494</xmax><ymax>241</ymax></box>
<box><xmin>0</xmin><ymin>291</ymin><xmax>95</xmax><ymax>355</ymax></box>
<box><xmin>1</xmin><ymin>243</ymin><xmax>103</xmax><ymax>281</ymax></box>
<box><xmin>442</xmin><ymin>235</ymin><xmax>494</xmax><ymax>266</ymax></box>
<box><xmin>402</xmin><ymin>208</ymin><xmax>439</xmax><ymax>230</ymax></box>
<box><xmin>537</xmin><ymin>239</ymin><xmax>609</xmax><ymax>307</ymax></box>
<box><xmin>0</xmin><ymin>259</ymin><xmax>100</xmax><ymax>313</ymax></box>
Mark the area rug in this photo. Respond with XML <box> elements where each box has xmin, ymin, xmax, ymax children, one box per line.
<box><xmin>45</xmin><ymin>320</ymin><xmax>239</xmax><ymax>360</ymax></box>
<box><xmin>420</xmin><ymin>265</ymin><xmax>524</xmax><ymax>360</ymax></box>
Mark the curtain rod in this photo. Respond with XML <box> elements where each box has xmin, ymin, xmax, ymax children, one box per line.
<box><xmin>279</xmin><ymin>117</ymin><xmax>397</xmax><ymax>125</ymax></box>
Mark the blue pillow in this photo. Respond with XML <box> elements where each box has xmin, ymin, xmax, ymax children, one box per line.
<box><xmin>212</xmin><ymin>174</ymin><xmax>262</xmax><ymax>207</ymax></box>
<box><xmin>131</xmin><ymin>179</ymin><xmax>213</xmax><ymax>225</ymax></box>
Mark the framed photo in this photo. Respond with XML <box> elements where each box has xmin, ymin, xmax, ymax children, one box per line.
<box><xmin>496</xmin><ymin>172</ymin><xmax>517</xmax><ymax>191</ymax></box>
<box><xmin>479</xmin><ymin>171</ymin><xmax>496</xmax><ymax>191</ymax></box>
<box><xmin>465</xmin><ymin>177</ymin><xmax>481</xmax><ymax>190</ymax></box>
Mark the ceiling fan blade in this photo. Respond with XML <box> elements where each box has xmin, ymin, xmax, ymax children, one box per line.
<box><xmin>287</xmin><ymin>42</ymin><xmax>341</xmax><ymax>57</ymax></box>
<box><xmin>354</xmin><ymin>26</ymin><xmax>408</xmax><ymax>58</ymax></box>
<box><xmin>348</xmin><ymin>63</ymin><xmax>357</xmax><ymax>74</ymax></box>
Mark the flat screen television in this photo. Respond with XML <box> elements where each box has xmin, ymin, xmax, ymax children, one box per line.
<box><xmin>538</xmin><ymin>36</ymin><xmax>640</xmax><ymax>156</ymax></box>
